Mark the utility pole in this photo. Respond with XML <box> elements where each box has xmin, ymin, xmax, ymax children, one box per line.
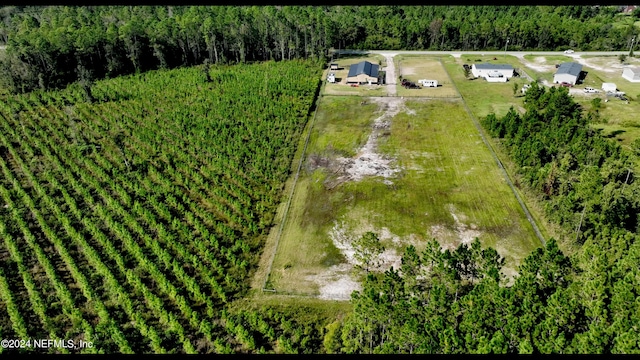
<box><xmin>504</xmin><ymin>38</ymin><xmax>510</xmax><ymax>59</ymax></box>
<box><xmin>630</xmin><ymin>36</ymin><xmax>636</xmax><ymax>57</ymax></box>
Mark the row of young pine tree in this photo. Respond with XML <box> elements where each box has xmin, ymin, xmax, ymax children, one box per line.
<box><xmin>320</xmin><ymin>84</ymin><xmax>640</xmax><ymax>354</ymax></box>
<box><xmin>0</xmin><ymin>5</ymin><xmax>639</xmax><ymax>93</ymax></box>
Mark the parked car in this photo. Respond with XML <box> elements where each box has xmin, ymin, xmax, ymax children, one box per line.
<box><xmin>564</xmin><ymin>49</ymin><xmax>575</xmax><ymax>54</ymax></box>
<box><xmin>560</xmin><ymin>82</ymin><xmax>573</xmax><ymax>87</ymax></box>
<box><xmin>584</xmin><ymin>87</ymin><xmax>599</xmax><ymax>93</ymax></box>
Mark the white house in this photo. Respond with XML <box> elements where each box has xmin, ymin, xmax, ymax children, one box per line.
<box><xmin>602</xmin><ymin>83</ymin><xmax>617</xmax><ymax>93</ymax></box>
<box><xmin>485</xmin><ymin>71</ymin><xmax>509</xmax><ymax>83</ymax></box>
<box><xmin>418</xmin><ymin>79</ymin><xmax>438</xmax><ymax>87</ymax></box>
<box><xmin>553</xmin><ymin>62</ymin><xmax>582</xmax><ymax>85</ymax></box>
<box><xmin>622</xmin><ymin>67</ymin><xmax>640</xmax><ymax>82</ymax></box>
<box><xmin>471</xmin><ymin>63</ymin><xmax>514</xmax><ymax>80</ymax></box>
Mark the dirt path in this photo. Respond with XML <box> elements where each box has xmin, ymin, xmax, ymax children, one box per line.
<box><xmin>334</xmin><ymin>97</ymin><xmax>403</xmax><ymax>186</ymax></box>
<box><xmin>310</xmin><ymin>55</ymin><xmax>417</xmax><ymax>300</ymax></box>
<box><xmin>383</xmin><ymin>53</ymin><xmax>398</xmax><ymax>96</ymax></box>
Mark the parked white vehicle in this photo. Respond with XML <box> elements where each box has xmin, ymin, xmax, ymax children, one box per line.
<box><xmin>584</xmin><ymin>86</ymin><xmax>599</xmax><ymax>93</ymax></box>
<box><xmin>418</xmin><ymin>79</ymin><xmax>438</xmax><ymax>87</ymax></box>
<box><xmin>564</xmin><ymin>49</ymin><xmax>574</xmax><ymax>54</ymax></box>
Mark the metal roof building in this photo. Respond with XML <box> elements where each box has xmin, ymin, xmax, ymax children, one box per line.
<box><xmin>622</xmin><ymin>67</ymin><xmax>640</xmax><ymax>82</ymax></box>
<box><xmin>554</xmin><ymin>62</ymin><xmax>583</xmax><ymax>85</ymax></box>
<box><xmin>471</xmin><ymin>63</ymin><xmax>514</xmax><ymax>80</ymax></box>
<box><xmin>346</xmin><ymin>61</ymin><xmax>379</xmax><ymax>84</ymax></box>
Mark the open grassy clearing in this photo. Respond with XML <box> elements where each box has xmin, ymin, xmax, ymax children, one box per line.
<box><xmin>264</xmin><ymin>96</ymin><xmax>379</xmax><ymax>296</ymax></box>
<box><xmin>442</xmin><ymin>56</ymin><xmax>530</xmax><ymax>119</ymax></box>
<box><xmin>393</xmin><ymin>55</ymin><xmax>458</xmax><ymax>98</ymax></box>
<box><xmin>267</xmin><ymin>95</ymin><xmax>541</xmax><ymax>297</ymax></box>
<box><xmin>322</xmin><ymin>54</ymin><xmax>387</xmax><ymax>96</ymax></box>
<box><xmin>442</xmin><ymin>55</ymin><xmax>561</xmax><ymax>249</ymax></box>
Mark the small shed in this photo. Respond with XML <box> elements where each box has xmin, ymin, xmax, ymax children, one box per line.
<box><xmin>622</xmin><ymin>67</ymin><xmax>640</xmax><ymax>82</ymax></box>
<box><xmin>346</xmin><ymin>61</ymin><xmax>379</xmax><ymax>84</ymax></box>
<box><xmin>330</xmin><ymin>63</ymin><xmax>339</xmax><ymax>70</ymax></box>
<box><xmin>602</xmin><ymin>83</ymin><xmax>617</xmax><ymax>93</ymax></box>
<box><xmin>327</xmin><ymin>73</ymin><xmax>336</xmax><ymax>83</ymax></box>
<box><xmin>553</xmin><ymin>62</ymin><xmax>582</xmax><ymax>85</ymax></box>
<box><xmin>471</xmin><ymin>63</ymin><xmax>514</xmax><ymax>79</ymax></box>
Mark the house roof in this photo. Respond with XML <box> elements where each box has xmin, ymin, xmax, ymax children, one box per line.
<box><xmin>473</xmin><ymin>63</ymin><xmax>513</xmax><ymax>70</ymax></box>
<box><xmin>347</xmin><ymin>61</ymin><xmax>379</xmax><ymax>78</ymax></box>
<box><xmin>625</xmin><ymin>67</ymin><xmax>640</xmax><ymax>74</ymax></box>
<box><xmin>555</xmin><ymin>62</ymin><xmax>582</xmax><ymax>77</ymax></box>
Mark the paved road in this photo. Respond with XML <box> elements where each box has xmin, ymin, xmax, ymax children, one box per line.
<box><xmin>335</xmin><ymin>49</ymin><xmax>629</xmax><ymax>57</ymax></box>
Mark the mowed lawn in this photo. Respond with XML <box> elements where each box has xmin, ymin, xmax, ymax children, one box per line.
<box><xmin>394</xmin><ymin>55</ymin><xmax>459</xmax><ymax>98</ymax></box>
<box><xmin>267</xmin><ymin>95</ymin><xmax>541</xmax><ymax>295</ymax></box>
<box><xmin>442</xmin><ymin>56</ymin><xmax>531</xmax><ymax>119</ymax></box>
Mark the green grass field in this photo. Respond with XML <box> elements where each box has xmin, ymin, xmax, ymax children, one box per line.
<box><xmin>394</xmin><ymin>55</ymin><xmax>459</xmax><ymax>98</ymax></box>
<box><xmin>266</xmin><ymin>95</ymin><xmax>541</xmax><ymax>295</ymax></box>
<box><xmin>442</xmin><ymin>56</ymin><xmax>530</xmax><ymax>119</ymax></box>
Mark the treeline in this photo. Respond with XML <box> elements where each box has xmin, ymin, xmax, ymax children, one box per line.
<box><xmin>482</xmin><ymin>84</ymin><xmax>639</xmax><ymax>241</ymax></box>
<box><xmin>0</xmin><ymin>5</ymin><xmax>638</xmax><ymax>93</ymax></box>
<box><xmin>328</xmin><ymin>235</ymin><xmax>640</xmax><ymax>353</ymax></box>
<box><xmin>323</xmin><ymin>86</ymin><xmax>640</xmax><ymax>354</ymax></box>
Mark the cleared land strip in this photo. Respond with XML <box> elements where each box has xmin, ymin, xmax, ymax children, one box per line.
<box><xmin>257</xmin><ymin>54</ymin><xmax>542</xmax><ymax>299</ymax></box>
<box><xmin>439</xmin><ymin>58</ymin><xmax>545</xmax><ymax>246</ymax></box>
<box><xmin>261</xmin><ymin>80</ymin><xmax>325</xmax><ymax>293</ymax></box>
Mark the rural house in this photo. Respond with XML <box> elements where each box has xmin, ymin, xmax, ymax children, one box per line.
<box><xmin>602</xmin><ymin>82</ymin><xmax>617</xmax><ymax>93</ymax></box>
<box><xmin>553</xmin><ymin>62</ymin><xmax>582</xmax><ymax>85</ymax></box>
<box><xmin>346</xmin><ymin>61</ymin><xmax>379</xmax><ymax>85</ymax></box>
<box><xmin>622</xmin><ymin>67</ymin><xmax>640</xmax><ymax>82</ymax></box>
<box><xmin>471</xmin><ymin>63</ymin><xmax>514</xmax><ymax>82</ymax></box>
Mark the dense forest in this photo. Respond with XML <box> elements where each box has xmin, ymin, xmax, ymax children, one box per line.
<box><xmin>0</xmin><ymin>5</ymin><xmax>639</xmax><ymax>93</ymax></box>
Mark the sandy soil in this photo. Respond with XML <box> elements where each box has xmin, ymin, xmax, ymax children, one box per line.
<box><xmin>307</xmin><ymin>54</ymin><xmax>409</xmax><ymax>300</ymax></box>
<box><xmin>305</xmin><ymin>221</ymin><xmax>411</xmax><ymax>301</ymax></box>
<box><xmin>333</xmin><ymin>97</ymin><xmax>405</xmax><ymax>186</ymax></box>
<box><xmin>429</xmin><ymin>204</ymin><xmax>483</xmax><ymax>251</ymax></box>
<box><xmin>568</xmin><ymin>54</ymin><xmax>633</xmax><ymax>73</ymax></box>
<box><xmin>383</xmin><ymin>54</ymin><xmax>398</xmax><ymax>95</ymax></box>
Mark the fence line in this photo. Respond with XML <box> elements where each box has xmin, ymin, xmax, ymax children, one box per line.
<box><xmin>440</xmin><ymin>59</ymin><xmax>546</xmax><ymax>246</ymax></box>
<box><xmin>261</xmin><ymin>78</ymin><xmax>325</xmax><ymax>293</ymax></box>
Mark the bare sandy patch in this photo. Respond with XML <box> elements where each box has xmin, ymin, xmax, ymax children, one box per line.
<box><xmin>333</xmin><ymin>97</ymin><xmax>413</xmax><ymax>186</ymax></box>
<box><xmin>570</xmin><ymin>55</ymin><xmax>630</xmax><ymax>73</ymax></box>
<box><xmin>429</xmin><ymin>204</ymin><xmax>483</xmax><ymax>251</ymax></box>
<box><xmin>308</xmin><ymin>220</ymin><xmax>417</xmax><ymax>300</ymax></box>
<box><xmin>306</xmin><ymin>263</ymin><xmax>361</xmax><ymax>301</ymax></box>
